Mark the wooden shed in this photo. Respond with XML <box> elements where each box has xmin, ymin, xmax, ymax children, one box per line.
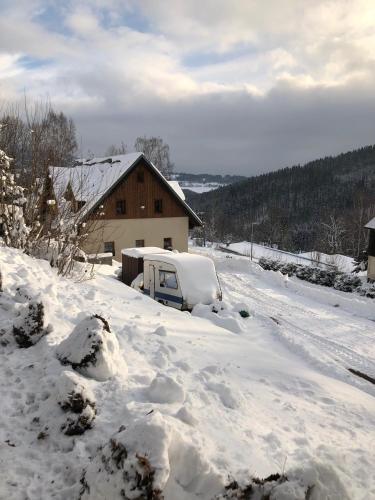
<box><xmin>121</xmin><ymin>247</ymin><xmax>170</xmax><ymax>285</ymax></box>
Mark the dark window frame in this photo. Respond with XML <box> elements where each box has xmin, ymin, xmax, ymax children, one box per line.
<box><xmin>163</xmin><ymin>237</ymin><xmax>172</xmax><ymax>250</ymax></box>
<box><xmin>154</xmin><ymin>199</ymin><xmax>163</xmax><ymax>213</ymax></box>
<box><xmin>135</xmin><ymin>239</ymin><xmax>145</xmax><ymax>247</ymax></box>
<box><xmin>104</xmin><ymin>241</ymin><xmax>115</xmax><ymax>256</ymax></box>
<box><xmin>137</xmin><ymin>170</ymin><xmax>144</xmax><ymax>183</ymax></box>
<box><xmin>369</xmin><ymin>230</ymin><xmax>375</xmax><ymax>257</ymax></box>
<box><xmin>116</xmin><ymin>199</ymin><xmax>126</xmax><ymax>215</ymax></box>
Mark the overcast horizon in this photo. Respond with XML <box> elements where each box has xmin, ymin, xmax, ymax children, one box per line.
<box><xmin>1</xmin><ymin>0</ymin><xmax>375</xmax><ymax>175</ymax></box>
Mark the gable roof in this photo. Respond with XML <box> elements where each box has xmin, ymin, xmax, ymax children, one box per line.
<box><xmin>365</xmin><ymin>217</ymin><xmax>375</xmax><ymax>230</ymax></box>
<box><xmin>49</xmin><ymin>153</ymin><xmax>201</xmax><ymax>226</ymax></box>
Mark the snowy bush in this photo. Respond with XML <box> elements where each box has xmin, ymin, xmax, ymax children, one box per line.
<box><xmin>12</xmin><ymin>299</ymin><xmax>50</xmax><ymax>348</ymax></box>
<box><xmin>238</xmin><ymin>310</ymin><xmax>250</xmax><ymax>318</ymax></box>
<box><xmin>56</xmin><ymin>314</ymin><xmax>121</xmax><ymax>381</ymax></box>
<box><xmin>56</xmin><ymin>370</ymin><xmax>96</xmax><ymax>436</ymax></box>
<box><xmin>258</xmin><ymin>257</ymin><xmax>282</xmax><ymax>271</ymax></box>
<box><xmin>79</xmin><ymin>413</ymin><xmax>169</xmax><ymax>500</ymax></box>
<box><xmin>0</xmin><ymin>149</ymin><xmax>30</xmax><ymax>249</ymax></box>
<box><xmin>333</xmin><ymin>274</ymin><xmax>362</xmax><ymax>292</ymax></box>
<box><xmin>258</xmin><ymin>257</ymin><xmax>373</xmax><ymax>298</ymax></box>
<box><xmin>216</xmin><ymin>462</ymin><xmax>350</xmax><ymax>500</ymax></box>
<box><xmin>358</xmin><ymin>282</ymin><xmax>375</xmax><ymax>298</ymax></box>
<box><xmin>279</xmin><ymin>262</ymin><xmax>299</xmax><ymax>276</ymax></box>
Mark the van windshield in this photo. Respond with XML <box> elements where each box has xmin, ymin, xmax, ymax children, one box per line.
<box><xmin>159</xmin><ymin>270</ymin><xmax>178</xmax><ymax>289</ymax></box>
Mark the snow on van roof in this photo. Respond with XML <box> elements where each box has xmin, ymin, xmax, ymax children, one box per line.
<box><xmin>144</xmin><ymin>252</ymin><xmax>220</xmax><ymax>305</ymax></box>
<box><xmin>121</xmin><ymin>247</ymin><xmax>170</xmax><ymax>258</ymax></box>
<box><xmin>365</xmin><ymin>217</ymin><xmax>375</xmax><ymax>230</ymax></box>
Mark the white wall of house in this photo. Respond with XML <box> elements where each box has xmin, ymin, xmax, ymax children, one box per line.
<box><xmin>83</xmin><ymin>216</ymin><xmax>189</xmax><ymax>261</ymax></box>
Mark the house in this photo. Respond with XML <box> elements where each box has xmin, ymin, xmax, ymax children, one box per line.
<box><xmin>365</xmin><ymin>217</ymin><xmax>375</xmax><ymax>281</ymax></box>
<box><xmin>48</xmin><ymin>153</ymin><xmax>202</xmax><ymax>261</ymax></box>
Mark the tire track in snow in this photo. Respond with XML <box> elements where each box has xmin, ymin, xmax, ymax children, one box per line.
<box><xmin>219</xmin><ymin>270</ymin><xmax>375</xmax><ymax>397</ymax></box>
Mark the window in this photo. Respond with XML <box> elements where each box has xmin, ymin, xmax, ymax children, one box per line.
<box><xmin>164</xmin><ymin>237</ymin><xmax>172</xmax><ymax>250</ymax></box>
<box><xmin>159</xmin><ymin>270</ymin><xmax>178</xmax><ymax>289</ymax></box>
<box><xmin>137</xmin><ymin>170</ymin><xmax>144</xmax><ymax>183</ymax></box>
<box><xmin>154</xmin><ymin>199</ymin><xmax>163</xmax><ymax>213</ymax></box>
<box><xmin>116</xmin><ymin>199</ymin><xmax>126</xmax><ymax>215</ymax></box>
<box><xmin>369</xmin><ymin>231</ymin><xmax>375</xmax><ymax>257</ymax></box>
<box><xmin>135</xmin><ymin>239</ymin><xmax>145</xmax><ymax>247</ymax></box>
<box><xmin>104</xmin><ymin>241</ymin><xmax>115</xmax><ymax>256</ymax></box>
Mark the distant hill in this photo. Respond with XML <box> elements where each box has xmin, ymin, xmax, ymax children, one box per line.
<box><xmin>187</xmin><ymin>145</ymin><xmax>375</xmax><ymax>257</ymax></box>
<box><xmin>173</xmin><ymin>172</ymin><xmax>247</xmax><ymax>193</ymax></box>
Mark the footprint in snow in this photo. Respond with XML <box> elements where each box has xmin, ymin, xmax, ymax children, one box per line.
<box><xmin>206</xmin><ymin>381</ymin><xmax>239</xmax><ymax>409</ymax></box>
<box><xmin>153</xmin><ymin>326</ymin><xmax>167</xmax><ymax>336</ymax></box>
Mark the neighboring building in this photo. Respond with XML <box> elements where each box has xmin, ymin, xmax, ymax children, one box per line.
<box><xmin>48</xmin><ymin>153</ymin><xmax>202</xmax><ymax>261</ymax></box>
<box><xmin>365</xmin><ymin>217</ymin><xmax>375</xmax><ymax>281</ymax></box>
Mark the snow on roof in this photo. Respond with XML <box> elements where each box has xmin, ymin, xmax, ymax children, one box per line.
<box><xmin>365</xmin><ymin>217</ymin><xmax>375</xmax><ymax>230</ymax></box>
<box><xmin>121</xmin><ymin>247</ymin><xmax>170</xmax><ymax>258</ymax></box>
<box><xmin>168</xmin><ymin>181</ymin><xmax>185</xmax><ymax>201</ymax></box>
<box><xmin>49</xmin><ymin>153</ymin><xmax>200</xmax><ymax>224</ymax></box>
<box><xmin>49</xmin><ymin>153</ymin><xmax>142</xmax><ymax>215</ymax></box>
<box><xmin>144</xmin><ymin>252</ymin><xmax>221</xmax><ymax>305</ymax></box>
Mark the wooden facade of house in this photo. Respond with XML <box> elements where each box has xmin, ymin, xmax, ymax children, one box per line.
<box><xmin>47</xmin><ymin>154</ymin><xmax>202</xmax><ymax>261</ymax></box>
<box><xmin>97</xmin><ymin>158</ymin><xmax>188</xmax><ymax>222</ymax></box>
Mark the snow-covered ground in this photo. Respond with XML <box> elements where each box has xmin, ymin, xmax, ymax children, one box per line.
<box><xmin>0</xmin><ymin>246</ymin><xmax>374</xmax><ymax>499</ymax></box>
<box><xmin>223</xmin><ymin>241</ymin><xmax>355</xmax><ymax>272</ymax></box>
<box><xmin>179</xmin><ymin>182</ymin><xmax>224</xmax><ymax>193</ymax></box>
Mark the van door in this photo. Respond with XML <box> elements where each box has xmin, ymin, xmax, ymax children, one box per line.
<box><xmin>155</xmin><ymin>265</ymin><xmax>183</xmax><ymax>310</ymax></box>
<box><xmin>149</xmin><ymin>265</ymin><xmax>156</xmax><ymax>299</ymax></box>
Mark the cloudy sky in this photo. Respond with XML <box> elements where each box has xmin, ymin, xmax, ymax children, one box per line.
<box><xmin>1</xmin><ymin>0</ymin><xmax>375</xmax><ymax>175</ymax></box>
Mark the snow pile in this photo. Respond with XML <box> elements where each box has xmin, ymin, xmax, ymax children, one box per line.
<box><xmin>192</xmin><ymin>300</ymin><xmax>250</xmax><ymax>334</ymax></box>
<box><xmin>80</xmin><ymin>412</ymin><xmax>170</xmax><ymax>499</ymax></box>
<box><xmin>148</xmin><ymin>374</ymin><xmax>185</xmax><ymax>404</ymax></box>
<box><xmin>56</xmin><ymin>314</ymin><xmax>122</xmax><ymax>381</ymax></box>
<box><xmin>10</xmin><ymin>286</ymin><xmax>53</xmax><ymax>347</ymax></box>
<box><xmin>56</xmin><ymin>370</ymin><xmax>97</xmax><ymax>435</ymax></box>
<box><xmin>80</xmin><ymin>411</ymin><xmax>224</xmax><ymax>500</ymax></box>
<box><xmin>217</xmin><ymin>463</ymin><xmax>350</xmax><ymax>499</ymax></box>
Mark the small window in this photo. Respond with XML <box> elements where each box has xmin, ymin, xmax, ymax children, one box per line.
<box><xmin>154</xmin><ymin>199</ymin><xmax>163</xmax><ymax>213</ymax></box>
<box><xmin>104</xmin><ymin>241</ymin><xmax>115</xmax><ymax>256</ymax></box>
<box><xmin>116</xmin><ymin>199</ymin><xmax>126</xmax><ymax>215</ymax></box>
<box><xmin>135</xmin><ymin>239</ymin><xmax>144</xmax><ymax>247</ymax></box>
<box><xmin>137</xmin><ymin>170</ymin><xmax>144</xmax><ymax>183</ymax></box>
<box><xmin>164</xmin><ymin>237</ymin><xmax>172</xmax><ymax>250</ymax></box>
<box><xmin>159</xmin><ymin>270</ymin><xmax>178</xmax><ymax>289</ymax></box>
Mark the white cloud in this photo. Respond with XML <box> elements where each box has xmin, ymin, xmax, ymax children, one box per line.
<box><xmin>1</xmin><ymin>0</ymin><xmax>375</xmax><ymax>172</ymax></box>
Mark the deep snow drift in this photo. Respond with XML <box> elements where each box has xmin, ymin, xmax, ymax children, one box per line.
<box><xmin>0</xmin><ymin>246</ymin><xmax>374</xmax><ymax>499</ymax></box>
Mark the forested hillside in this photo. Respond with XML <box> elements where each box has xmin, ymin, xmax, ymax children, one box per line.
<box><xmin>187</xmin><ymin>145</ymin><xmax>375</xmax><ymax>257</ymax></box>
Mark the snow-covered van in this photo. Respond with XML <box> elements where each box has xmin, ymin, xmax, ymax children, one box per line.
<box><xmin>121</xmin><ymin>247</ymin><xmax>222</xmax><ymax>310</ymax></box>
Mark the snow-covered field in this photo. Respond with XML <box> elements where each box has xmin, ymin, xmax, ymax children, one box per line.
<box><xmin>223</xmin><ymin>241</ymin><xmax>355</xmax><ymax>272</ymax></box>
<box><xmin>0</xmin><ymin>246</ymin><xmax>374</xmax><ymax>499</ymax></box>
<box><xmin>179</xmin><ymin>182</ymin><xmax>224</xmax><ymax>193</ymax></box>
